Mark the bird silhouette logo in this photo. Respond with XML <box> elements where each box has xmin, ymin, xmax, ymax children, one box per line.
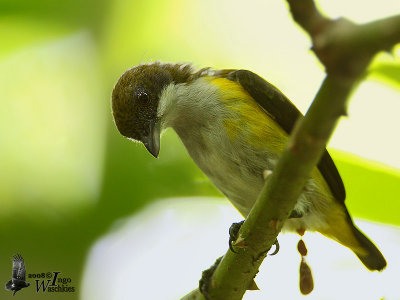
<box><xmin>5</xmin><ymin>254</ymin><xmax>30</xmax><ymax>296</ymax></box>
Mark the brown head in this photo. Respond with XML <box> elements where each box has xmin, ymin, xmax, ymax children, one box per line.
<box><xmin>112</xmin><ymin>62</ymin><xmax>210</xmax><ymax>157</ymax></box>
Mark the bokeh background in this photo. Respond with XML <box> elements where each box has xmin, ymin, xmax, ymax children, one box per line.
<box><xmin>1</xmin><ymin>0</ymin><xmax>399</xmax><ymax>299</ymax></box>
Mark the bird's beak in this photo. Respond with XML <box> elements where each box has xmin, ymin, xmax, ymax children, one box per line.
<box><xmin>142</xmin><ymin>119</ymin><xmax>161</xmax><ymax>158</ymax></box>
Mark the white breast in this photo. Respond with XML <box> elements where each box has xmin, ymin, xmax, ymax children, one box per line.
<box><xmin>158</xmin><ymin>78</ymin><xmax>332</xmax><ymax>232</ymax></box>
<box><xmin>159</xmin><ymin>78</ymin><xmax>276</xmax><ymax>215</ymax></box>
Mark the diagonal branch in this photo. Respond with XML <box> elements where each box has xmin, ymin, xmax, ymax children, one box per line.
<box><xmin>182</xmin><ymin>1</ymin><xmax>400</xmax><ymax>299</ymax></box>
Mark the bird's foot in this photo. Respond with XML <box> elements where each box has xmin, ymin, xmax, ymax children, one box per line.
<box><xmin>229</xmin><ymin>220</ymin><xmax>280</xmax><ymax>256</ymax></box>
<box><xmin>269</xmin><ymin>239</ymin><xmax>280</xmax><ymax>256</ymax></box>
<box><xmin>199</xmin><ymin>256</ymin><xmax>223</xmax><ymax>300</ymax></box>
<box><xmin>229</xmin><ymin>220</ymin><xmax>245</xmax><ymax>253</ymax></box>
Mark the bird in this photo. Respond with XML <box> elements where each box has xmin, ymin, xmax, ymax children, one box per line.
<box><xmin>111</xmin><ymin>61</ymin><xmax>386</xmax><ymax>272</ymax></box>
<box><xmin>5</xmin><ymin>254</ymin><xmax>30</xmax><ymax>296</ymax></box>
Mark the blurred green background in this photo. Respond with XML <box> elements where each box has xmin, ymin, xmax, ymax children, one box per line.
<box><xmin>0</xmin><ymin>0</ymin><xmax>399</xmax><ymax>299</ymax></box>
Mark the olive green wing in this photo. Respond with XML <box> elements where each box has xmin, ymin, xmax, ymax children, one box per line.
<box><xmin>215</xmin><ymin>69</ymin><xmax>346</xmax><ymax>203</ymax></box>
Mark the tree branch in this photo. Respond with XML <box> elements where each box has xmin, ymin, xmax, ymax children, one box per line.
<box><xmin>288</xmin><ymin>0</ymin><xmax>400</xmax><ymax>78</ymax></box>
<box><xmin>182</xmin><ymin>1</ymin><xmax>400</xmax><ymax>299</ymax></box>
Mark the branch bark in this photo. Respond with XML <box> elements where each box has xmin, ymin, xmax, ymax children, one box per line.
<box><xmin>182</xmin><ymin>1</ymin><xmax>400</xmax><ymax>299</ymax></box>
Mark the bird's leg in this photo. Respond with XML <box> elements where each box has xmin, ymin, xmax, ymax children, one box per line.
<box><xmin>228</xmin><ymin>220</ymin><xmax>279</xmax><ymax>256</ymax></box>
<box><xmin>227</xmin><ymin>170</ymin><xmax>281</xmax><ymax>255</ymax></box>
<box><xmin>199</xmin><ymin>256</ymin><xmax>223</xmax><ymax>300</ymax></box>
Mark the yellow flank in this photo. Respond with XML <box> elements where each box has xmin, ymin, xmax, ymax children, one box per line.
<box><xmin>223</xmin><ymin>119</ymin><xmax>240</xmax><ymax>140</ymax></box>
<box><xmin>209</xmin><ymin>77</ymin><xmax>332</xmax><ymax>191</ymax></box>
<box><xmin>210</xmin><ymin>77</ymin><xmax>287</xmax><ymax>152</ymax></box>
<box><xmin>209</xmin><ymin>77</ymin><xmax>366</xmax><ymax>256</ymax></box>
<box><xmin>211</xmin><ymin>76</ymin><xmax>334</xmax><ymax>198</ymax></box>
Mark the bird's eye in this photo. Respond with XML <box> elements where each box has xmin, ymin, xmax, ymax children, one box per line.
<box><xmin>137</xmin><ymin>91</ymin><xmax>150</xmax><ymax>103</ymax></box>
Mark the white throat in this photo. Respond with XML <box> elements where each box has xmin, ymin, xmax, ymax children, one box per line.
<box><xmin>157</xmin><ymin>78</ymin><xmax>224</xmax><ymax>133</ymax></box>
<box><xmin>157</xmin><ymin>82</ymin><xmax>180</xmax><ymax>130</ymax></box>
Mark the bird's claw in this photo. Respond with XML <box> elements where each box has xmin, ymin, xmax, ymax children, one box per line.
<box><xmin>229</xmin><ymin>221</ymin><xmax>280</xmax><ymax>256</ymax></box>
<box><xmin>269</xmin><ymin>239</ymin><xmax>280</xmax><ymax>256</ymax></box>
<box><xmin>229</xmin><ymin>220</ymin><xmax>245</xmax><ymax>253</ymax></box>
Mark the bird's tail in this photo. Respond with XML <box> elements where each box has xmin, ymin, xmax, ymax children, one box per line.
<box><xmin>318</xmin><ymin>205</ymin><xmax>387</xmax><ymax>271</ymax></box>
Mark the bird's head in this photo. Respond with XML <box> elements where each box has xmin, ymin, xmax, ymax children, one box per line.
<box><xmin>111</xmin><ymin>63</ymin><xmax>176</xmax><ymax>158</ymax></box>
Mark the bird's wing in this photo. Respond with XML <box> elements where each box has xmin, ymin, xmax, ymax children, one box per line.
<box><xmin>12</xmin><ymin>254</ymin><xmax>27</xmax><ymax>281</ymax></box>
<box><xmin>215</xmin><ymin>69</ymin><xmax>346</xmax><ymax>203</ymax></box>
